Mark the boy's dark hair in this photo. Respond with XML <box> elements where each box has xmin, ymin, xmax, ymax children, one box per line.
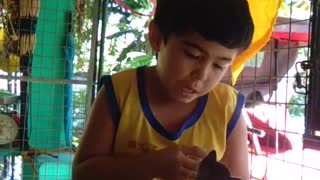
<box><xmin>153</xmin><ymin>0</ymin><xmax>254</xmax><ymax>50</ymax></box>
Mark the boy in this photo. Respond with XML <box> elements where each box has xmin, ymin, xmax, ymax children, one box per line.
<box><xmin>73</xmin><ymin>0</ymin><xmax>254</xmax><ymax>179</ymax></box>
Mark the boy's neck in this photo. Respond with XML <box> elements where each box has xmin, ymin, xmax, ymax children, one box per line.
<box><xmin>144</xmin><ymin>66</ymin><xmax>191</xmax><ymax>106</ymax></box>
<box><xmin>144</xmin><ymin>66</ymin><xmax>172</xmax><ymax>105</ymax></box>
<box><xmin>143</xmin><ymin>66</ymin><xmax>200</xmax><ymax>133</ymax></box>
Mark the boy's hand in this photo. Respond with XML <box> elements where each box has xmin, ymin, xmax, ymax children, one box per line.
<box><xmin>147</xmin><ymin>145</ymin><xmax>208</xmax><ymax>180</ymax></box>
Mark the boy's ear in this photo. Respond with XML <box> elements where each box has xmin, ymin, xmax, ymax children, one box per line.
<box><xmin>148</xmin><ymin>20</ymin><xmax>162</xmax><ymax>52</ymax></box>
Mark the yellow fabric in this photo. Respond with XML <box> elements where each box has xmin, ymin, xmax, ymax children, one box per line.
<box><xmin>231</xmin><ymin>0</ymin><xmax>283</xmax><ymax>85</ymax></box>
<box><xmin>0</xmin><ymin>28</ymin><xmax>4</xmax><ymax>52</ymax></box>
<box><xmin>110</xmin><ymin>68</ymin><xmax>243</xmax><ymax>161</ymax></box>
<box><xmin>0</xmin><ymin>54</ymin><xmax>20</xmax><ymax>73</ymax></box>
<box><xmin>0</xmin><ymin>28</ymin><xmax>20</xmax><ymax>73</ymax></box>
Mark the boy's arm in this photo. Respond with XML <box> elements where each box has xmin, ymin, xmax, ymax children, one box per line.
<box><xmin>220</xmin><ymin>114</ymin><xmax>249</xmax><ymax>180</ymax></box>
<box><xmin>72</xmin><ymin>87</ymin><xmax>152</xmax><ymax>180</ymax></box>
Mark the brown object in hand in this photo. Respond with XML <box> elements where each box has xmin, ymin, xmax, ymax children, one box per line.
<box><xmin>197</xmin><ymin>150</ymin><xmax>241</xmax><ymax>180</ymax></box>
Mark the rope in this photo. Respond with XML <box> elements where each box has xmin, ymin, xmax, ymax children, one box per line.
<box><xmin>7</xmin><ymin>16</ymin><xmax>19</xmax><ymax>41</ymax></box>
<box><xmin>22</xmin><ymin>148</ymin><xmax>75</xmax><ymax>160</ymax></box>
<box><xmin>19</xmin><ymin>148</ymin><xmax>75</xmax><ymax>176</ymax></box>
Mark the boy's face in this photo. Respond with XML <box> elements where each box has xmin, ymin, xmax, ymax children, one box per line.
<box><xmin>149</xmin><ymin>23</ymin><xmax>239</xmax><ymax>103</ymax></box>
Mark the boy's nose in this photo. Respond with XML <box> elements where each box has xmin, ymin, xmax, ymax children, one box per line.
<box><xmin>192</xmin><ymin>64</ymin><xmax>210</xmax><ymax>82</ymax></box>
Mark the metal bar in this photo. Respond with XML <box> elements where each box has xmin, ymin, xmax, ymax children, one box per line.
<box><xmin>306</xmin><ymin>0</ymin><xmax>320</xmax><ymax>134</ymax></box>
<box><xmin>85</xmin><ymin>0</ymin><xmax>101</xmax><ymax>119</ymax></box>
<box><xmin>0</xmin><ymin>75</ymin><xmax>89</xmax><ymax>85</ymax></box>
<box><xmin>19</xmin><ymin>54</ymin><xmax>31</xmax><ymax>151</ymax></box>
<box><xmin>274</xmin><ymin>39</ymin><xmax>279</xmax><ymax>154</ymax></box>
<box><xmin>304</xmin><ymin>0</ymin><xmax>320</xmax><ymax>147</ymax></box>
<box><xmin>97</xmin><ymin>0</ymin><xmax>109</xmax><ymax>88</ymax></box>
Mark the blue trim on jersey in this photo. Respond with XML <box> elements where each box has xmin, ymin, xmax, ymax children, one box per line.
<box><xmin>137</xmin><ymin>67</ymin><xmax>208</xmax><ymax>141</ymax></box>
<box><xmin>226</xmin><ymin>93</ymin><xmax>245</xmax><ymax>139</ymax></box>
<box><xmin>103</xmin><ymin>75</ymin><xmax>121</xmax><ymax>129</ymax></box>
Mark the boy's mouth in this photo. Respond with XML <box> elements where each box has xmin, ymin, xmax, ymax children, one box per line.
<box><xmin>182</xmin><ymin>87</ymin><xmax>198</xmax><ymax>94</ymax></box>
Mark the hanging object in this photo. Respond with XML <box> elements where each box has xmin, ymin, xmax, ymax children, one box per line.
<box><xmin>0</xmin><ymin>53</ymin><xmax>20</xmax><ymax>73</ymax></box>
<box><xmin>64</xmin><ymin>11</ymin><xmax>75</xmax><ymax>148</ymax></box>
<box><xmin>0</xmin><ymin>27</ymin><xmax>19</xmax><ymax>73</ymax></box>
<box><xmin>0</xmin><ymin>0</ymin><xmax>20</xmax><ymax>73</ymax></box>
<box><xmin>114</xmin><ymin>0</ymin><xmax>149</xmax><ymax>16</ymax></box>
<box><xmin>19</xmin><ymin>0</ymin><xmax>40</xmax><ymax>55</ymax></box>
<box><xmin>231</xmin><ymin>0</ymin><xmax>283</xmax><ymax>85</ymax></box>
<box><xmin>113</xmin><ymin>0</ymin><xmax>155</xmax><ymax>16</ymax></box>
<box><xmin>0</xmin><ymin>114</ymin><xmax>19</xmax><ymax>145</ymax></box>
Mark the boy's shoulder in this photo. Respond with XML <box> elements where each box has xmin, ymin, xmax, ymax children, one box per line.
<box><xmin>208</xmin><ymin>83</ymin><xmax>244</xmax><ymax>117</ymax></box>
<box><xmin>209</xmin><ymin>82</ymin><xmax>243</xmax><ymax>106</ymax></box>
<box><xmin>111</xmin><ymin>68</ymin><xmax>136</xmax><ymax>77</ymax></box>
<box><xmin>110</xmin><ymin>68</ymin><xmax>137</xmax><ymax>82</ymax></box>
<box><xmin>212</xmin><ymin>82</ymin><xmax>239</xmax><ymax>95</ymax></box>
<box><xmin>108</xmin><ymin>68</ymin><xmax>140</xmax><ymax>95</ymax></box>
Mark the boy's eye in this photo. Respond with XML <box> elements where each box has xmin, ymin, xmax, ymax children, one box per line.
<box><xmin>213</xmin><ymin>64</ymin><xmax>224</xmax><ymax>70</ymax></box>
<box><xmin>184</xmin><ymin>51</ymin><xmax>201</xmax><ymax>60</ymax></box>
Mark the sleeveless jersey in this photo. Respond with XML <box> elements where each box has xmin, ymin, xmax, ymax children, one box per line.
<box><xmin>102</xmin><ymin>66</ymin><xmax>244</xmax><ymax>161</ymax></box>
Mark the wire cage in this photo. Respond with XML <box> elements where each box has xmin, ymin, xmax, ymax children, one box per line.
<box><xmin>222</xmin><ymin>0</ymin><xmax>320</xmax><ymax>179</ymax></box>
<box><xmin>0</xmin><ymin>0</ymin><xmax>318</xmax><ymax>179</ymax></box>
<box><xmin>0</xmin><ymin>0</ymin><xmax>78</xmax><ymax>179</ymax></box>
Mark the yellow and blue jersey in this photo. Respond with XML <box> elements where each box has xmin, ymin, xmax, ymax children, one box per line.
<box><xmin>102</xmin><ymin>66</ymin><xmax>244</xmax><ymax>161</ymax></box>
